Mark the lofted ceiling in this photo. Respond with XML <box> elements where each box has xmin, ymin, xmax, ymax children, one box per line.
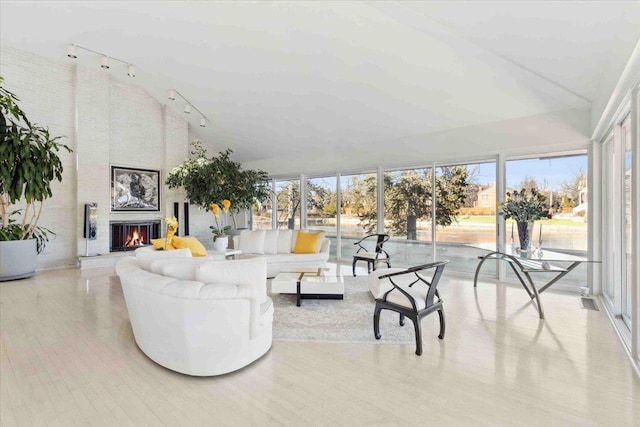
<box><xmin>1</xmin><ymin>1</ymin><xmax>639</xmax><ymax>175</ymax></box>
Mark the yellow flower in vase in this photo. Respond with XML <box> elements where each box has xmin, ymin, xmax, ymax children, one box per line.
<box><xmin>209</xmin><ymin>200</ymin><xmax>232</xmax><ymax>241</ymax></box>
<box><xmin>210</xmin><ymin>203</ymin><xmax>220</xmax><ymax>218</ymax></box>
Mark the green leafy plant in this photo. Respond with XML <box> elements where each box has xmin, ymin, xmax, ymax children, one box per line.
<box><xmin>498</xmin><ymin>188</ymin><xmax>551</xmax><ymax>222</ymax></box>
<box><xmin>166</xmin><ymin>140</ymin><xmax>271</xmax><ymax>226</ymax></box>
<box><xmin>0</xmin><ymin>76</ymin><xmax>72</xmax><ymax>253</ymax></box>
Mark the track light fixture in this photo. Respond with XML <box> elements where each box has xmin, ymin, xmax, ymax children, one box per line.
<box><xmin>67</xmin><ymin>44</ymin><xmax>77</xmax><ymax>59</ymax></box>
<box><xmin>168</xmin><ymin>89</ymin><xmax>208</xmax><ymax>128</ymax></box>
<box><xmin>66</xmin><ymin>44</ymin><xmax>135</xmax><ymax>77</ymax></box>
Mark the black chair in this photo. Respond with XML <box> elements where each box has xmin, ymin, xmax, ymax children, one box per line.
<box><xmin>371</xmin><ymin>261</ymin><xmax>448</xmax><ymax>355</ymax></box>
<box><xmin>352</xmin><ymin>234</ymin><xmax>391</xmax><ymax>276</ymax></box>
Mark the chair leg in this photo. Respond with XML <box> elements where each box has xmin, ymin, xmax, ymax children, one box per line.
<box><xmin>367</xmin><ymin>260</ymin><xmax>373</xmax><ymax>274</ymax></box>
<box><xmin>411</xmin><ymin>316</ymin><xmax>423</xmax><ymax>356</ymax></box>
<box><xmin>399</xmin><ymin>313</ymin><xmax>405</xmax><ymax>326</ymax></box>
<box><xmin>373</xmin><ymin>304</ymin><xmax>382</xmax><ymax>340</ymax></box>
<box><xmin>352</xmin><ymin>259</ymin><xmax>357</xmax><ymax>277</ymax></box>
<box><xmin>438</xmin><ymin>309</ymin><xmax>445</xmax><ymax>339</ymax></box>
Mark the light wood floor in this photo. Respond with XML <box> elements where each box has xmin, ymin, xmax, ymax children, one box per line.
<box><xmin>1</xmin><ymin>264</ymin><xmax>639</xmax><ymax>426</ymax></box>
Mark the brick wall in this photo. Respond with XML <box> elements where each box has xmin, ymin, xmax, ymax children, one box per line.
<box><xmin>1</xmin><ymin>45</ymin><xmax>192</xmax><ymax>268</ymax></box>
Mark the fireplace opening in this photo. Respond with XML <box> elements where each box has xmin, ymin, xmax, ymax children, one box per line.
<box><xmin>110</xmin><ymin>221</ymin><xmax>160</xmax><ymax>252</ymax></box>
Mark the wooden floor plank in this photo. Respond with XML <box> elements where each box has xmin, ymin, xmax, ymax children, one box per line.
<box><xmin>1</xmin><ymin>264</ymin><xmax>639</xmax><ymax>426</ymax></box>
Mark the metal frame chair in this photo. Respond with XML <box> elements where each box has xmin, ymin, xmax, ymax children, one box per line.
<box><xmin>372</xmin><ymin>261</ymin><xmax>448</xmax><ymax>355</ymax></box>
<box><xmin>352</xmin><ymin>234</ymin><xmax>391</xmax><ymax>276</ymax></box>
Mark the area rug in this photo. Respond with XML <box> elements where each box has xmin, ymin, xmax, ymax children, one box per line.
<box><xmin>270</xmin><ymin>275</ymin><xmax>415</xmax><ymax>343</ymax></box>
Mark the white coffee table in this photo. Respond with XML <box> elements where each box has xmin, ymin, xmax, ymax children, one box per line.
<box><xmin>271</xmin><ymin>269</ymin><xmax>344</xmax><ymax>307</ymax></box>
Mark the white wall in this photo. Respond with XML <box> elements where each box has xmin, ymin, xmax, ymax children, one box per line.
<box><xmin>1</xmin><ymin>45</ymin><xmax>194</xmax><ymax>269</ymax></box>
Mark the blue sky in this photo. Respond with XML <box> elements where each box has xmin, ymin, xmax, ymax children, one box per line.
<box><xmin>284</xmin><ymin>154</ymin><xmax>587</xmax><ymax>191</ymax></box>
<box><xmin>420</xmin><ymin>155</ymin><xmax>587</xmax><ymax>190</ymax></box>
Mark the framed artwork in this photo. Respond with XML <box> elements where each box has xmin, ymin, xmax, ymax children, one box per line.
<box><xmin>111</xmin><ymin>166</ymin><xmax>160</xmax><ymax>211</ymax></box>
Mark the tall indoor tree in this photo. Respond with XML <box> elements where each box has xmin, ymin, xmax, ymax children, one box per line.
<box><xmin>166</xmin><ymin>140</ymin><xmax>271</xmax><ymax>227</ymax></box>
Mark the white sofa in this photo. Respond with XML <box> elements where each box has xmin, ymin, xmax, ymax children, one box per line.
<box><xmin>115</xmin><ymin>248</ymin><xmax>273</xmax><ymax>376</ymax></box>
<box><xmin>232</xmin><ymin>229</ymin><xmax>331</xmax><ymax>278</ymax></box>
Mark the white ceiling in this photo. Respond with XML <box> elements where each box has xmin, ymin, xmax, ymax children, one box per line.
<box><xmin>2</xmin><ymin>1</ymin><xmax>639</xmax><ymax>175</ymax></box>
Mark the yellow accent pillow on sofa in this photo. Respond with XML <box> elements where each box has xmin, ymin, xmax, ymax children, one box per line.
<box><xmin>293</xmin><ymin>231</ymin><xmax>323</xmax><ymax>254</ymax></box>
<box><xmin>171</xmin><ymin>236</ymin><xmax>208</xmax><ymax>257</ymax></box>
<box><xmin>150</xmin><ymin>238</ymin><xmax>175</xmax><ymax>250</ymax></box>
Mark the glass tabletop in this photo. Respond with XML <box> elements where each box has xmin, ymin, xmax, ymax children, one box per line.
<box><xmin>468</xmin><ymin>243</ymin><xmax>594</xmax><ymax>263</ymax></box>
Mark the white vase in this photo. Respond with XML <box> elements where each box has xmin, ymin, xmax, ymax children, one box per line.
<box><xmin>214</xmin><ymin>236</ymin><xmax>228</xmax><ymax>252</ymax></box>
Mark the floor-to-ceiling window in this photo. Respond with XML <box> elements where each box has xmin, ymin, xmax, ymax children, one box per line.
<box><xmin>505</xmin><ymin>154</ymin><xmax>588</xmax><ymax>287</ymax></box>
<box><xmin>252</xmin><ymin>181</ymin><xmax>273</xmax><ymax>230</ymax></box>
<box><xmin>622</xmin><ymin>116</ymin><xmax>632</xmax><ymax>327</ymax></box>
<box><xmin>603</xmin><ymin>135</ymin><xmax>618</xmax><ymax>300</ymax></box>
<box><xmin>434</xmin><ymin>161</ymin><xmax>497</xmax><ymax>275</ymax></box>
<box><xmin>339</xmin><ymin>172</ymin><xmax>377</xmax><ymax>260</ymax></box>
<box><xmin>599</xmin><ymin>92</ymin><xmax>638</xmax><ymax>366</ymax></box>
<box><xmin>275</xmin><ymin>178</ymin><xmax>301</xmax><ymax>230</ymax></box>
<box><xmin>307</xmin><ymin>175</ymin><xmax>337</xmax><ymax>257</ymax></box>
<box><xmin>382</xmin><ymin>167</ymin><xmax>434</xmax><ymax>266</ymax></box>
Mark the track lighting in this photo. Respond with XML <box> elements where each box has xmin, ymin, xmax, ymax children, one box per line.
<box><xmin>67</xmin><ymin>44</ymin><xmax>77</xmax><ymax>59</ymax></box>
<box><xmin>171</xmin><ymin>90</ymin><xmax>209</xmax><ymax>129</ymax></box>
<box><xmin>66</xmin><ymin>44</ymin><xmax>135</xmax><ymax>77</ymax></box>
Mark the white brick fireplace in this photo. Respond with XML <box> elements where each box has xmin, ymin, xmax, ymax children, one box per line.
<box><xmin>0</xmin><ymin>45</ymin><xmax>214</xmax><ymax>269</ymax></box>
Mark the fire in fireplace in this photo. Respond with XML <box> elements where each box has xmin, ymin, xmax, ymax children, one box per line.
<box><xmin>110</xmin><ymin>221</ymin><xmax>160</xmax><ymax>252</ymax></box>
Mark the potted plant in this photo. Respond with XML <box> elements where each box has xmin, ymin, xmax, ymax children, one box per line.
<box><xmin>0</xmin><ymin>76</ymin><xmax>72</xmax><ymax>281</ymax></box>
<box><xmin>209</xmin><ymin>200</ymin><xmax>232</xmax><ymax>250</ymax></box>
<box><xmin>166</xmin><ymin>140</ymin><xmax>271</xmax><ymax>241</ymax></box>
<box><xmin>498</xmin><ymin>188</ymin><xmax>551</xmax><ymax>252</ymax></box>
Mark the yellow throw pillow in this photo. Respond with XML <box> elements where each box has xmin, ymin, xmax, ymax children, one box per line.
<box><xmin>171</xmin><ymin>236</ymin><xmax>208</xmax><ymax>257</ymax></box>
<box><xmin>150</xmin><ymin>238</ymin><xmax>175</xmax><ymax>250</ymax></box>
<box><xmin>293</xmin><ymin>231</ymin><xmax>323</xmax><ymax>254</ymax></box>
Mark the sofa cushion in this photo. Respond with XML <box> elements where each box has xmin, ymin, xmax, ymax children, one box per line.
<box><xmin>135</xmin><ymin>247</ymin><xmax>192</xmax><ymax>271</ymax></box>
<box><xmin>171</xmin><ymin>236</ymin><xmax>208</xmax><ymax>257</ymax></box>
<box><xmin>239</xmin><ymin>230</ymin><xmax>265</xmax><ymax>254</ymax></box>
<box><xmin>263</xmin><ymin>230</ymin><xmax>279</xmax><ymax>254</ymax></box>
<box><xmin>293</xmin><ymin>231</ymin><xmax>324</xmax><ymax>254</ymax></box>
<box><xmin>150</xmin><ymin>258</ymin><xmax>213</xmax><ymax>281</ymax></box>
<box><xmin>277</xmin><ymin>230</ymin><xmax>292</xmax><ymax>254</ymax></box>
<box><xmin>196</xmin><ymin>258</ymin><xmax>268</xmax><ymax>303</ymax></box>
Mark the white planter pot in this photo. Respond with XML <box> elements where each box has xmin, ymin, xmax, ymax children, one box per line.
<box><xmin>0</xmin><ymin>239</ymin><xmax>37</xmax><ymax>281</ymax></box>
<box><xmin>214</xmin><ymin>236</ymin><xmax>229</xmax><ymax>252</ymax></box>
